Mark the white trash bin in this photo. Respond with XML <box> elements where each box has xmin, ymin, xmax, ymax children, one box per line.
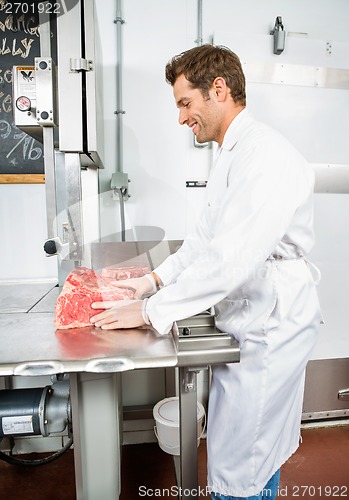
<box><xmin>153</xmin><ymin>396</ymin><xmax>206</xmax><ymax>456</ymax></box>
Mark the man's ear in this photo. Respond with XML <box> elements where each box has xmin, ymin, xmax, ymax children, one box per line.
<box><xmin>212</xmin><ymin>77</ymin><xmax>228</xmax><ymax>100</ymax></box>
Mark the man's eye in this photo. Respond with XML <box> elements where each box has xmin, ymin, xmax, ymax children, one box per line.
<box><xmin>184</xmin><ymin>102</ymin><xmax>190</xmax><ymax>108</ymax></box>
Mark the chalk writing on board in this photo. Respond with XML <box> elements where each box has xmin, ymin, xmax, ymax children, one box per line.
<box><xmin>0</xmin><ymin>7</ymin><xmax>44</xmax><ymax>174</ymax></box>
<box><xmin>0</xmin><ymin>119</ymin><xmax>42</xmax><ymax>164</ymax></box>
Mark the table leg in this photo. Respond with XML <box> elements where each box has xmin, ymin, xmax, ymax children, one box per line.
<box><xmin>178</xmin><ymin>367</ymin><xmax>199</xmax><ymax>499</ymax></box>
<box><xmin>70</xmin><ymin>372</ymin><xmax>122</xmax><ymax>500</ymax></box>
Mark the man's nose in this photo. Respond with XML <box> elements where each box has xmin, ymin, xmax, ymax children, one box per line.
<box><xmin>178</xmin><ymin>108</ymin><xmax>188</xmax><ymax>125</ymax></box>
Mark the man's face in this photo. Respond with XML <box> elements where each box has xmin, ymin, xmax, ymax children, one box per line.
<box><xmin>173</xmin><ymin>74</ymin><xmax>223</xmax><ymax>145</ymax></box>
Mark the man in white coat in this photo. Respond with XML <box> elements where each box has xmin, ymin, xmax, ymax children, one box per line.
<box><xmin>91</xmin><ymin>45</ymin><xmax>321</xmax><ymax>499</ymax></box>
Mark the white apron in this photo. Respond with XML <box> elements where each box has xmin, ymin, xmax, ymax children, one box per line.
<box><xmin>207</xmin><ymin>256</ymin><xmax>321</xmax><ymax>496</ymax></box>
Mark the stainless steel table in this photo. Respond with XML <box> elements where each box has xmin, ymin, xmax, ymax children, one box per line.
<box><xmin>0</xmin><ymin>283</ymin><xmax>240</xmax><ymax>500</ymax></box>
<box><xmin>0</xmin><ymin>284</ymin><xmax>177</xmax><ymax>499</ymax></box>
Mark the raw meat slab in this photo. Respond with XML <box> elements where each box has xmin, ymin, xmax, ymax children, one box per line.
<box><xmin>54</xmin><ymin>266</ymin><xmax>146</xmax><ymax>330</ymax></box>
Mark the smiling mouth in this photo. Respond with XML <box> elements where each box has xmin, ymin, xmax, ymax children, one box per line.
<box><xmin>189</xmin><ymin>122</ymin><xmax>198</xmax><ymax>134</ymax></box>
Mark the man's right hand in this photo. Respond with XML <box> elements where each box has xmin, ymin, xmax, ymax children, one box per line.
<box><xmin>114</xmin><ymin>274</ymin><xmax>158</xmax><ymax>299</ymax></box>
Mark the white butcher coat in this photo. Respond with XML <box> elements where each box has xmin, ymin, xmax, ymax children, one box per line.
<box><xmin>146</xmin><ymin>108</ymin><xmax>321</xmax><ymax>496</ymax></box>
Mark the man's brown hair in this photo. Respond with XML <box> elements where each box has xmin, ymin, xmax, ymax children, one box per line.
<box><xmin>165</xmin><ymin>44</ymin><xmax>246</xmax><ymax>106</ymax></box>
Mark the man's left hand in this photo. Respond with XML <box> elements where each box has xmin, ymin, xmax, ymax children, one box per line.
<box><xmin>90</xmin><ymin>300</ymin><xmax>145</xmax><ymax>330</ymax></box>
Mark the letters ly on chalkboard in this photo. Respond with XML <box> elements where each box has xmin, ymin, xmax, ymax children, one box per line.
<box><xmin>0</xmin><ymin>7</ymin><xmax>44</xmax><ymax>175</ymax></box>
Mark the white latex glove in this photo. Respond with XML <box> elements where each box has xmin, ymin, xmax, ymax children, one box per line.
<box><xmin>90</xmin><ymin>299</ymin><xmax>146</xmax><ymax>329</ymax></box>
<box><xmin>115</xmin><ymin>274</ymin><xmax>158</xmax><ymax>299</ymax></box>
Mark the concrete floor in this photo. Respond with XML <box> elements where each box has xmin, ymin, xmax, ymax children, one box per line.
<box><xmin>0</xmin><ymin>424</ymin><xmax>348</xmax><ymax>499</ymax></box>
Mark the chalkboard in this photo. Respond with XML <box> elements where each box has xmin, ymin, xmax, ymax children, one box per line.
<box><xmin>0</xmin><ymin>6</ymin><xmax>44</xmax><ymax>182</ymax></box>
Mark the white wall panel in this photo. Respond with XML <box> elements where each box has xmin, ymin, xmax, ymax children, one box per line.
<box><xmin>0</xmin><ymin>184</ymin><xmax>57</xmax><ymax>282</ymax></box>
<box><xmin>96</xmin><ymin>0</ymin><xmax>200</xmax><ymax>242</ymax></box>
<box><xmin>204</xmin><ymin>0</ymin><xmax>349</xmax><ymax>43</ymax></box>
<box><xmin>309</xmin><ymin>194</ymin><xmax>349</xmax><ymax>360</ymax></box>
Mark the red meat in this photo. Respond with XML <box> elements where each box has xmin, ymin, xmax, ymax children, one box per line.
<box><xmin>54</xmin><ymin>267</ymin><xmax>136</xmax><ymax>330</ymax></box>
<box><xmin>101</xmin><ymin>266</ymin><xmax>150</xmax><ymax>280</ymax></box>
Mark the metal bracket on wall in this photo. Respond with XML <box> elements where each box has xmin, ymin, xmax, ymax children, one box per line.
<box><xmin>111</xmin><ymin>171</ymin><xmax>130</xmax><ymax>200</ymax></box>
<box><xmin>70</xmin><ymin>58</ymin><xmax>93</xmax><ymax>72</ymax></box>
<box><xmin>313</xmin><ymin>164</ymin><xmax>349</xmax><ymax>193</ymax></box>
<box><xmin>243</xmin><ymin>61</ymin><xmax>349</xmax><ymax>89</ymax></box>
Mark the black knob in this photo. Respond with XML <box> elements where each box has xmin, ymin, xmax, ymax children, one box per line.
<box><xmin>39</xmin><ymin>60</ymin><xmax>48</xmax><ymax>70</ymax></box>
<box><xmin>44</xmin><ymin>240</ymin><xmax>57</xmax><ymax>255</ymax></box>
<box><xmin>40</xmin><ymin>111</ymin><xmax>49</xmax><ymax>120</ymax></box>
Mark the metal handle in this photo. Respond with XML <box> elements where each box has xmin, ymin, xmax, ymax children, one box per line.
<box><xmin>338</xmin><ymin>388</ymin><xmax>349</xmax><ymax>401</ymax></box>
<box><xmin>14</xmin><ymin>362</ymin><xmax>65</xmax><ymax>376</ymax></box>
